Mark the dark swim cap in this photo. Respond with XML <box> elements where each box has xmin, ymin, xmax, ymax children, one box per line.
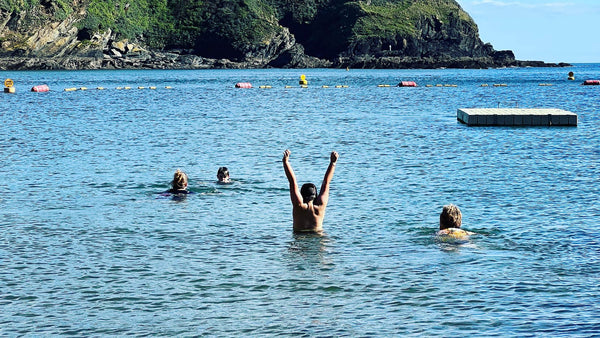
<box><xmin>300</xmin><ymin>183</ymin><xmax>317</xmax><ymax>203</ymax></box>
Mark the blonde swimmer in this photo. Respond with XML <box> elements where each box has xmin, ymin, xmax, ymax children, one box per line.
<box><xmin>436</xmin><ymin>204</ymin><xmax>473</xmax><ymax>243</ymax></box>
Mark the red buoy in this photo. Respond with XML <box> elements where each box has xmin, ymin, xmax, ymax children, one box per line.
<box><xmin>398</xmin><ymin>81</ymin><xmax>417</xmax><ymax>87</ymax></box>
<box><xmin>235</xmin><ymin>82</ymin><xmax>252</xmax><ymax>88</ymax></box>
<box><xmin>582</xmin><ymin>80</ymin><xmax>600</xmax><ymax>86</ymax></box>
<box><xmin>31</xmin><ymin>84</ymin><xmax>50</xmax><ymax>92</ymax></box>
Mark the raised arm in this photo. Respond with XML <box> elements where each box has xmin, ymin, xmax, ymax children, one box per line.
<box><xmin>317</xmin><ymin>151</ymin><xmax>338</xmax><ymax>205</ymax></box>
<box><xmin>283</xmin><ymin>149</ymin><xmax>303</xmax><ymax>206</ymax></box>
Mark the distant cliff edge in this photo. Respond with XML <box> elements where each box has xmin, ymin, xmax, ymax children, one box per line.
<box><xmin>0</xmin><ymin>0</ymin><xmax>571</xmax><ymax>70</ymax></box>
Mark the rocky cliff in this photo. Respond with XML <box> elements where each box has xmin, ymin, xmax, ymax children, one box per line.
<box><xmin>0</xmin><ymin>0</ymin><xmax>568</xmax><ymax>70</ymax></box>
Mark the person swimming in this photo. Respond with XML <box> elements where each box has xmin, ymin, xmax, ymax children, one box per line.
<box><xmin>168</xmin><ymin>169</ymin><xmax>191</xmax><ymax>194</ymax></box>
<box><xmin>282</xmin><ymin>149</ymin><xmax>338</xmax><ymax>233</ymax></box>
<box><xmin>436</xmin><ymin>204</ymin><xmax>472</xmax><ymax>242</ymax></box>
<box><xmin>217</xmin><ymin>166</ymin><xmax>231</xmax><ymax>184</ymax></box>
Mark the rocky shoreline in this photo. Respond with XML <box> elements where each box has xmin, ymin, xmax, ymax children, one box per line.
<box><xmin>0</xmin><ymin>49</ymin><xmax>571</xmax><ymax>71</ymax></box>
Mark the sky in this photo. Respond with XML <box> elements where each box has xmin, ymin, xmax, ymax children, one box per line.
<box><xmin>455</xmin><ymin>0</ymin><xmax>600</xmax><ymax>63</ymax></box>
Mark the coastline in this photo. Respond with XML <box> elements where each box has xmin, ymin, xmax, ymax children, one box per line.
<box><xmin>0</xmin><ymin>52</ymin><xmax>571</xmax><ymax>71</ymax></box>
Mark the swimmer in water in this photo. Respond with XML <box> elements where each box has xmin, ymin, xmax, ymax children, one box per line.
<box><xmin>217</xmin><ymin>166</ymin><xmax>231</xmax><ymax>184</ymax></box>
<box><xmin>437</xmin><ymin>204</ymin><xmax>472</xmax><ymax>241</ymax></box>
<box><xmin>282</xmin><ymin>149</ymin><xmax>338</xmax><ymax>233</ymax></box>
<box><xmin>168</xmin><ymin>169</ymin><xmax>190</xmax><ymax>194</ymax></box>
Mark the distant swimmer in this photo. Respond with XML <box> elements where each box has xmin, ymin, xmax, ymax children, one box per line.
<box><xmin>282</xmin><ymin>149</ymin><xmax>338</xmax><ymax>233</ymax></box>
<box><xmin>217</xmin><ymin>166</ymin><xmax>231</xmax><ymax>184</ymax></box>
<box><xmin>436</xmin><ymin>204</ymin><xmax>472</xmax><ymax>242</ymax></box>
<box><xmin>168</xmin><ymin>169</ymin><xmax>191</xmax><ymax>194</ymax></box>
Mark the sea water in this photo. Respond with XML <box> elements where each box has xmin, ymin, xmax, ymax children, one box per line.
<box><xmin>0</xmin><ymin>65</ymin><xmax>599</xmax><ymax>336</ymax></box>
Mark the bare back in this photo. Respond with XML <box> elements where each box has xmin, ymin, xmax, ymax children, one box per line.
<box><xmin>292</xmin><ymin>200</ymin><xmax>327</xmax><ymax>232</ymax></box>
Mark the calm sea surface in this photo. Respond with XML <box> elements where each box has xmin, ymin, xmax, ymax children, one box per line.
<box><xmin>1</xmin><ymin>65</ymin><xmax>599</xmax><ymax>336</ymax></box>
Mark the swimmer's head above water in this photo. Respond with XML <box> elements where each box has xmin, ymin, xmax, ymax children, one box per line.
<box><xmin>300</xmin><ymin>183</ymin><xmax>317</xmax><ymax>203</ymax></box>
<box><xmin>217</xmin><ymin>167</ymin><xmax>230</xmax><ymax>183</ymax></box>
<box><xmin>440</xmin><ymin>204</ymin><xmax>462</xmax><ymax>230</ymax></box>
<box><xmin>171</xmin><ymin>169</ymin><xmax>188</xmax><ymax>191</ymax></box>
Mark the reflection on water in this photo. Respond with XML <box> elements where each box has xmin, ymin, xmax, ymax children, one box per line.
<box><xmin>287</xmin><ymin>232</ymin><xmax>334</xmax><ymax>269</ymax></box>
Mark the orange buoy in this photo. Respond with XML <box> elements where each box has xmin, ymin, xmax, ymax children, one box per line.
<box><xmin>31</xmin><ymin>84</ymin><xmax>50</xmax><ymax>92</ymax></box>
<box><xmin>235</xmin><ymin>82</ymin><xmax>252</xmax><ymax>88</ymax></box>
<box><xmin>583</xmin><ymin>80</ymin><xmax>600</xmax><ymax>86</ymax></box>
<box><xmin>398</xmin><ymin>81</ymin><xmax>417</xmax><ymax>87</ymax></box>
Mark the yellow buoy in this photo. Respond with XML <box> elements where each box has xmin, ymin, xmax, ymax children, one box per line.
<box><xmin>4</xmin><ymin>78</ymin><xmax>15</xmax><ymax>92</ymax></box>
<box><xmin>4</xmin><ymin>79</ymin><xmax>15</xmax><ymax>93</ymax></box>
<box><xmin>64</xmin><ymin>87</ymin><xmax>77</xmax><ymax>92</ymax></box>
<box><xmin>299</xmin><ymin>74</ymin><xmax>307</xmax><ymax>85</ymax></box>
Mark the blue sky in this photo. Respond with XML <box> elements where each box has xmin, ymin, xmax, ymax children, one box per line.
<box><xmin>456</xmin><ymin>0</ymin><xmax>600</xmax><ymax>63</ymax></box>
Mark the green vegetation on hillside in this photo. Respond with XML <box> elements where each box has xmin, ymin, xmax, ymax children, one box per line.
<box><xmin>0</xmin><ymin>0</ymin><xmax>479</xmax><ymax>59</ymax></box>
<box><xmin>352</xmin><ymin>0</ymin><xmax>474</xmax><ymax>40</ymax></box>
<box><xmin>0</xmin><ymin>0</ymin><xmax>72</xmax><ymax>24</ymax></box>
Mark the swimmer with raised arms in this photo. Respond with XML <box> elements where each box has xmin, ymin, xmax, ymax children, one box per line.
<box><xmin>282</xmin><ymin>149</ymin><xmax>338</xmax><ymax>233</ymax></box>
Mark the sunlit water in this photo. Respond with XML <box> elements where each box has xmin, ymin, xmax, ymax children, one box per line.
<box><xmin>1</xmin><ymin>65</ymin><xmax>599</xmax><ymax>336</ymax></box>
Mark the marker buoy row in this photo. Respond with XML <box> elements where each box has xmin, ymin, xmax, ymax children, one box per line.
<box><xmin>424</xmin><ymin>84</ymin><xmax>458</xmax><ymax>87</ymax></box>
<box><xmin>249</xmin><ymin>85</ymin><xmax>351</xmax><ymax>88</ymax></box>
<box><xmin>64</xmin><ymin>86</ymin><xmax>168</xmax><ymax>91</ymax></box>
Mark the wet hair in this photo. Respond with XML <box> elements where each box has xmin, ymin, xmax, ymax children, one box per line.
<box><xmin>300</xmin><ymin>183</ymin><xmax>317</xmax><ymax>203</ymax></box>
<box><xmin>171</xmin><ymin>169</ymin><xmax>188</xmax><ymax>191</ymax></box>
<box><xmin>217</xmin><ymin>167</ymin><xmax>229</xmax><ymax>180</ymax></box>
<box><xmin>440</xmin><ymin>204</ymin><xmax>462</xmax><ymax>230</ymax></box>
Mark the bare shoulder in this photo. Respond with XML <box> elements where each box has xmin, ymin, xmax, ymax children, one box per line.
<box><xmin>436</xmin><ymin>228</ymin><xmax>472</xmax><ymax>242</ymax></box>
